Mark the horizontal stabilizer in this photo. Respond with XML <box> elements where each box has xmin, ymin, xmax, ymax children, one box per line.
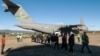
<box><xmin>2</xmin><ymin>0</ymin><xmax>20</xmax><ymax>15</ymax></box>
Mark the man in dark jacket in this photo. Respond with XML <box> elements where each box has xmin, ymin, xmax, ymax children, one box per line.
<box><xmin>50</xmin><ymin>33</ymin><xmax>56</xmax><ymax>48</ymax></box>
<box><xmin>61</xmin><ymin>33</ymin><xmax>67</xmax><ymax>51</ymax></box>
<box><xmin>68</xmin><ymin>34</ymin><xmax>75</xmax><ymax>54</ymax></box>
<box><xmin>54</xmin><ymin>34</ymin><xmax>59</xmax><ymax>49</ymax></box>
<box><xmin>81</xmin><ymin>32</ymin><xmax>92</xmax><ymax>53</ymax></box>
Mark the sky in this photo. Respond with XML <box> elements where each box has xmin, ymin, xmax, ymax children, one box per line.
<box><xmin>0</xmin><ymin>0</ymin><xmax>100</xmax><ymax>31</ymax></box>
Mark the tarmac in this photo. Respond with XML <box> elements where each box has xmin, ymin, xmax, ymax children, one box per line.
<box><xmin>0</xmin><ymin>33</ymin><xmax>100</xmax><ymax>56</ymax></box>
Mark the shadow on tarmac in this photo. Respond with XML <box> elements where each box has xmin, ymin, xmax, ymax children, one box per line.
<box><xmin>4</xmin><ymin>44</ymin><xmax>100</xmax><ymax>56</ymax></box>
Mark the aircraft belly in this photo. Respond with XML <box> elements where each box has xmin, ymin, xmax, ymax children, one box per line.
<box><xmin>18</xmin><ymin>24</ymin><xmax>60</xmax><ymax>33</ymax></box>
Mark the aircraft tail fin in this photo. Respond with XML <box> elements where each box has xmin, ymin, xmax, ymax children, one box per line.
<box><xmin>79</xmin><ymin>17</ymin><xmax>88</xmax><ymax>31</ymax></box>
<box><xmin>2</xmin><ymin>0</ymin><xmax>34</xmax><ymax>24</ymax></box>
<box><xmin>80</xmin><ymin>17</ymin><xmax>84</xmax><ymax>25</ymax></box>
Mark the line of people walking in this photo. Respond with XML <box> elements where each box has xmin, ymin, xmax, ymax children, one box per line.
<box><xmin>0</xmin><ymin>32</ymin><xmax>92</xmax><ymax>55</ymax></box>
<box><xmin>31</xmin><ymin>32</ymin><xmax>92</xmax><ymax>56</ymax></box>
<box><xmin>52</xmin><ymin>32</ymin><xmax>92</xmax><ymax>55</ymax></box>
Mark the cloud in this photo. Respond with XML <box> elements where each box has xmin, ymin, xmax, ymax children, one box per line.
<box><xmin>0</xmin><ymin>25</ymin><xmax>6</xmax><ymax>29</ymax></box>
